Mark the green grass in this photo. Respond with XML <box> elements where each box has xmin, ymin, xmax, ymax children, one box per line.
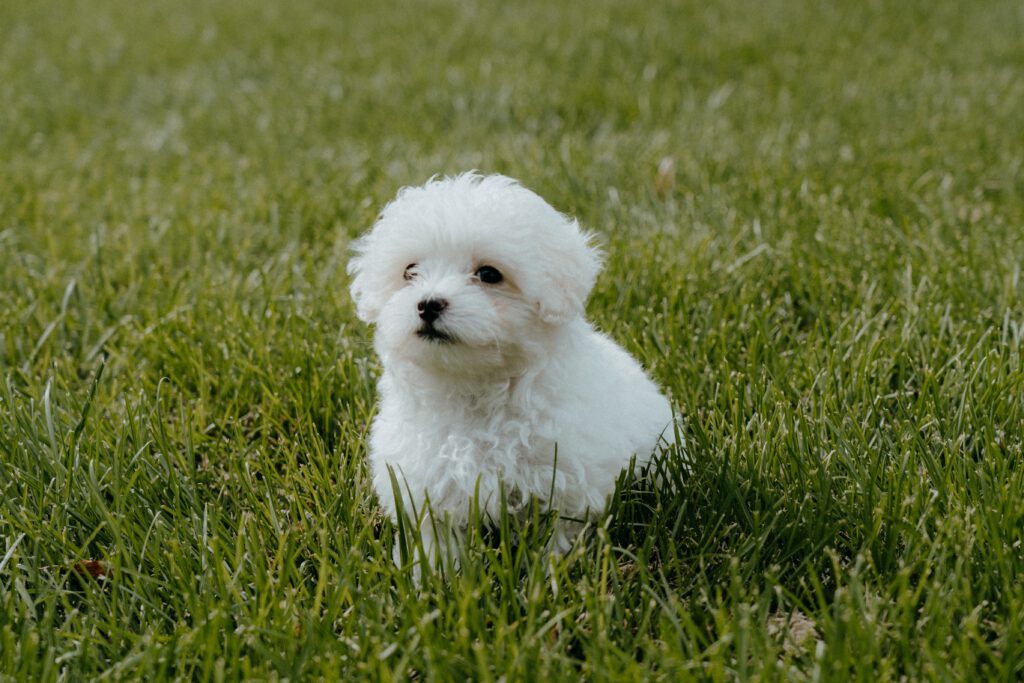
<box><xmin>2</xmin><ymin>0</ymin><xmax>1023</xmax><ymax>679</ymax></box>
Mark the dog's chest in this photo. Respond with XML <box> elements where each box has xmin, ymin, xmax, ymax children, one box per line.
<box><xmin>375</xmin><ymin>383</ymin><xmax>557</xmax><ymax>476</ymax></box>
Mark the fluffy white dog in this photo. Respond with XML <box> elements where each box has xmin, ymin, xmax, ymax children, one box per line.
<box><xmin>348</xmin><ymin>172</ymin><xmax>676</xmax><ymax>564</ymax></box>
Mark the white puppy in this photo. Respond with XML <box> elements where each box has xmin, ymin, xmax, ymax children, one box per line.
<box><xmin>348</xmin><ymin>172</ymin><xmax>676</xmax><ymax>563</ymax></box>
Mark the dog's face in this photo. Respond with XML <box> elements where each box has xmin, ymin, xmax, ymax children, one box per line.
<box><xmin>348</xmin><ymin>174</ymin><xmax>601</xmax><ymax>374</ymax></box>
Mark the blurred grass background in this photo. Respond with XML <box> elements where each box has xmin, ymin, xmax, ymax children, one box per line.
<box><xmin>1</xmin><ymin>0</ymin><xmax>1023</xmax><ymax>679</ymax></box>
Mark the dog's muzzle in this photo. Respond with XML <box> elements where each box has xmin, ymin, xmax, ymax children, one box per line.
<box><xmin>417</xmin><ymin>298</ymin><xmax>447</xmax><ymax>323</ymax></box>
<box><xmin>416</xmin><ymin>298</ymin><xmax>453</xmax><ymax>342</ymax></box>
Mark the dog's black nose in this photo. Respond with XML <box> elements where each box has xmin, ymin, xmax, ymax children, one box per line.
<box><xmin>417</xmin><ymin>298</ymin><xmax>448</xmax><ymax>323</ymax></box>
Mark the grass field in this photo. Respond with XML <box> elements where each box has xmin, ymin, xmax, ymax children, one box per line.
<box><xmin>2</xmin><ymin>0</ymin><xmax>1023</xmax><ymax>679</ymax></box>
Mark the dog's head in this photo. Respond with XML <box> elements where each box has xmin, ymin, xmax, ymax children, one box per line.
<box><xmin>348</xmin><ymin>173</ymin><xmax>602</xmax><ymax>373</ymax></box>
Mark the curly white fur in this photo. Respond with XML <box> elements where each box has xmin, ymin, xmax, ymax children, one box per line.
<box><xmin>349</xmin><ymin>173</ymin><xmax>676</xmax><ymax>564</ymax></box>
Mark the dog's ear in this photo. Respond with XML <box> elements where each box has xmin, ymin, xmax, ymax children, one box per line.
<box><xmin>533</xmin><ymin>220</ymin><xmax>603</xmax><ymax>324</ymax></box>
<box><xmin>347</xmin><ymin>236</ymin><xmax>385</xmax><ymax>324</ymax></box>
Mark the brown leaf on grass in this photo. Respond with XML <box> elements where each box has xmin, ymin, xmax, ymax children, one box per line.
<box><xmin>767</xmin><ymin>609</ymin><xmax>819</xmax><ymax>656</ymax></box>
<box><xmin>73</xmin><ymin>560</ymin><xmax>110</xmax><ymax>579</ymax></box>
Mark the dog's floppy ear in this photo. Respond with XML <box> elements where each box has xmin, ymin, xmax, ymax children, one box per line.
<box><xmin>347</xmin><ymin>235</ymin><xmax>385</xmax><ymax>324</ymax></box>
<box><xmin>533</xmin><ymin>219</ymin><xmax>603</xmax><ymax>324</ymax></box>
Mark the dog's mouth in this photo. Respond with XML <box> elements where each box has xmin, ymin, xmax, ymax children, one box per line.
<box><xmin>416</xmin><ymin>325</ymin><xmax>455</xmax><ymax>344</ymax></box>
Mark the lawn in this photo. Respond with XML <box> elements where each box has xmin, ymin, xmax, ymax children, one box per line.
<box><xmin>1</xmin><ymin>0</ymin><xmax>1023</xmax><ymax>679</ymax></box>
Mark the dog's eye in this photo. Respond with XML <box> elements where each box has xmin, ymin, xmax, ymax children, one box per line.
<box><xmin>403</xmin><ymin>264</ymin><xmax>417</xmax><ymax>281</ymax></box>
<box><xmin>475</xmin><ymin>265</ymin><xmax>503</xmax><ymax>284</ymax></box>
